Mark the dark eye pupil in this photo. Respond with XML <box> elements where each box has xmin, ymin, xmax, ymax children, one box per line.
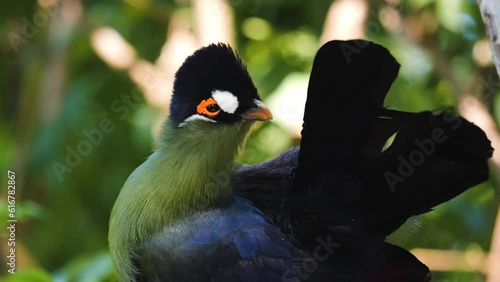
<box><xmin>207</xmin><ymin>104</ymin><xmax>220</xmax><ymax>113</ymax></box>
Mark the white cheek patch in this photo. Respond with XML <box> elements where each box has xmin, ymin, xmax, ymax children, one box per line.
<box><xmin>212</xmin><ymin>90</ymin><xmax>239</xmax><ymax>114</ymax></box>
<box><xmin>178</xmin><ymin>114</ymin><xmax>217</xmax><ymax>127</ymax></box>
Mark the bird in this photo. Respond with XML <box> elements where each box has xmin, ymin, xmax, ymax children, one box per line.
<box><xmin>109</xmin><ymin>40</ymin><xmax>493</xmax><ymax>282</ymax></box>
<box><xmin>109</xmin><ymin>43</ymin><xmax>312</xmax><ymax>282</ymax></box>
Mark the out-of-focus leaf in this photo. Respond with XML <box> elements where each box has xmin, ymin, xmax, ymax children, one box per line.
<box><xmin>53</xmin><ymin>250</ymin><xmax>114</xmax><ymax>282</ymax></box>
<box><xmin>2</xmin><ymin>267</ymin><xmax>52</xmax><ymax>282</ymax></box>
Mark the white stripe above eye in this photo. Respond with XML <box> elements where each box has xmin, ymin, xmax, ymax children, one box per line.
<box><xmin>212</xmin><ymin>90</ymin><xmax>239</xmax><ymax>114</ymax></box>
<box><xmin>178</xmin><ymin>114</ymin><xmax>217</xmax><ymax>127</ymax></box>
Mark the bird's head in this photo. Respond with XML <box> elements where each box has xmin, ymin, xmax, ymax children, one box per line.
<box><xmin>169</xmin><ymin>43</ymin><xmax>272</xmax><ymax>128</ymax></box>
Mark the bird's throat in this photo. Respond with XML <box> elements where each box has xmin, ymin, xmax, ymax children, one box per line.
<box><xmin>154</xmin><ymin>120</ymin><xmax>254</xmax><ymax>220</ymax></box>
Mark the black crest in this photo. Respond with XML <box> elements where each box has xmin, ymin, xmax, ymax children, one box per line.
<box><xmin>170</xmin><ymin>43</ymin><xmax>260</xmax><ymax>123</ymax></box>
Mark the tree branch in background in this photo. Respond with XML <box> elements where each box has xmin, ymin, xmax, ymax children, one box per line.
<box><xmin>478</xmin><ymin>0</ymin><xmax>500</xmax><ymax>79</ymax></box>
<box><xmin>477</xmin><ymin>1</ymin><xmax>500</xmax><ymax>281</ymax></box>
<box><xmin>320</xmin><ymin>0</ymin><xmax>368</xmax><ymax>44</ymax></box>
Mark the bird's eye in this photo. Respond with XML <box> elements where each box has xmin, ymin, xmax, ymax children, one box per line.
<box><xmin>206</xmin><ymin>104</ymin><xmax>220</xmax><ymax>113</ymax></box>
<box><xmin>197</xmin><ymin>98</ymin><xmax>221</xmax><ymax>117</ymax></box>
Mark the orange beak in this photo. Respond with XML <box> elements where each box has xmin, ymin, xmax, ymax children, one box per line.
<box><xmin>241</xmin><ymin>100</ymin><xmax>273</xmax><ymax>121</ymax></box>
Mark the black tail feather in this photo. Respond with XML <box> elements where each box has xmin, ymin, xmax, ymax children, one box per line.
<box><xmin>287</xmin><ymin>40</ymin><xmax>492</xmax><ymax>246</ymax></box>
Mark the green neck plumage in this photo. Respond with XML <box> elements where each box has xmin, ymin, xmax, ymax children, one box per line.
<box><xmin>154</xmin><ymin>119</ymin><xmax>254</xmax><ymax>219</ymax></box>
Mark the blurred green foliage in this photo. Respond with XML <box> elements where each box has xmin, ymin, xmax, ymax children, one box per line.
<box><xmin>1</xmin><ymin>0</ymin><xmax>499</xmax><ymax>281</ymax></box>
